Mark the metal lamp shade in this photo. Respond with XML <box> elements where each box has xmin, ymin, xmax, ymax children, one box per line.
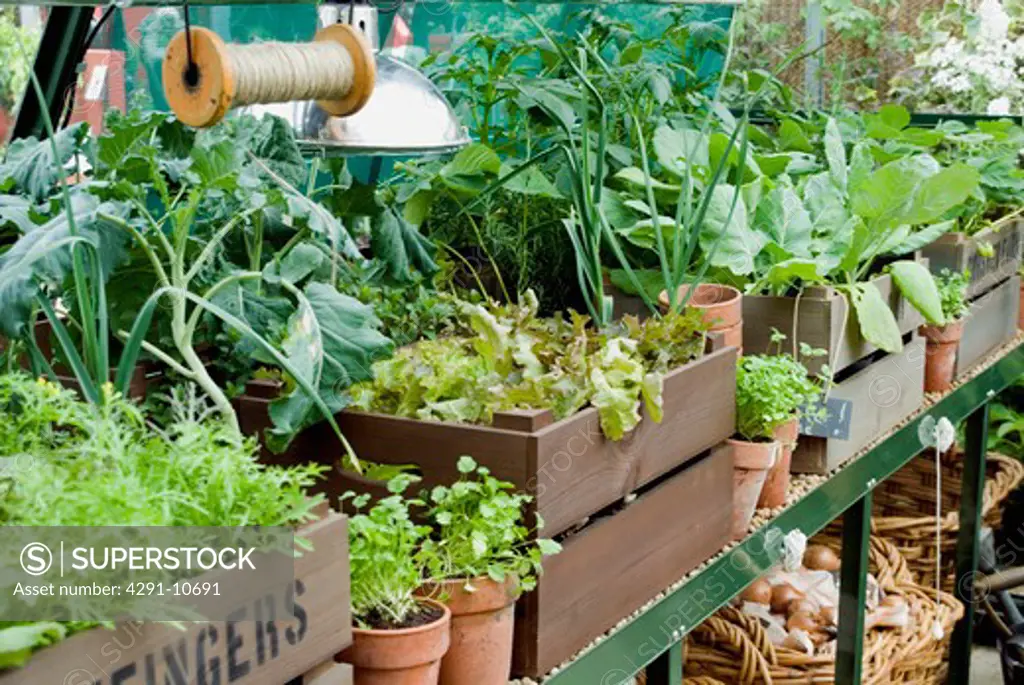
<box><xmin>242</xmin><ymin>55</ymin><xmax>469</xmax><ymax>157</ymax></box>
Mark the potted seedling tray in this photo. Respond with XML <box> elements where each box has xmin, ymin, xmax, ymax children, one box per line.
<box><xmin>791</xmin><ymin>335</ymin><xmax>926</xmax><ymax>474</ymax></box>
<box><xmin>333</xmin><ymin>343</ymin><xmax>737</xmax><ymax>538</ymax></box>
<box><xmin>921</xmin><ymin>219</ymin><xmax>1023</xmax><ymax>300</ymax></box>
<box><xmin>742</xmin><ymin>267</ymin><xmax>926</xmax><ymax>378</ymax></box>
<box><xmin>953</xmin><ymin>274</ymin><xmax>1021</xmax><ymax>379</ymax></box>
<box><xmin>0</xmin><ymin>512</ymin><xmax>351</xmax><ymax>685</ymax></box>
<box><xmin>511</xmin><ymin>445</ymin><xmax>732</xmax><ymax>678</ymax></box>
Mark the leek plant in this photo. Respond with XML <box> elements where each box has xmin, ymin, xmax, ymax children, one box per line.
<box><xmin>516</xmin><ymin>6</ymin><xmax>806</xmax><ymax>326</ymax></box>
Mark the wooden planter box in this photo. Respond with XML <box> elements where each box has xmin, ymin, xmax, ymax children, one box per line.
<box><xmin>513</xmin><ymin>445</ymin><xmax>732</xmax><ymax>678</ymax></box>
<box><xmin>294</xmin><ymin>661</ymin><xmax>353</xmax><ymax>684</ymax></box>
<box><xmin>0</xmin><ymin>512</ymin><xmax>351</xmax><ymax>685</ymax></box>
<box><xmin>742</xmin><ymin>269</ymin><xmax>925</xmax><ymax>377</ymax></box>
<box><xmin>921</xmin><ymin>220</ymin><xmax>1023</xmax><ymax>300</ymax></box>
<box><xmin>954</xmin><ymin>274</ymin><xmax>1021</xmax><ymax>378</ymax></box>
<box><xmin>792</xmin><ymin>337</ymin><xmax>925</xmax><ymax>474</ymax></box>
<box><xmin>333</xmin><ymin>346</ymin><xmax>737</xmax><ymax>537</ymax></box>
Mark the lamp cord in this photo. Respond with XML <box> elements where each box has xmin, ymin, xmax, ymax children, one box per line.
<box><xmin>183</xmin><ymin>1</ymin><xmax>196</xmax><ymax>78</ymax></box>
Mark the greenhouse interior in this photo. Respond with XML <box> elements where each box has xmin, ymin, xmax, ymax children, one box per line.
<box><xmin>5</xmin><ymin>0</ymin><xmax>1024</xmax><ymax>683</ymax></box>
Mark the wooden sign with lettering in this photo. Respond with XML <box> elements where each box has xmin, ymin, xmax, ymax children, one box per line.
<box><xmin>0</xmin><ymin>513</ymin><xmax>350</xmax><ymax>685</ymax></box>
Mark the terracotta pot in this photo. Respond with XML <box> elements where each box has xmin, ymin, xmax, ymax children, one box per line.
<box><xmin>659</xmin><ymin>284</ymin><xmax>743</xmax><ymax>351</ymax></box>
<box><xmin>758</xmin><ymin>417</ymin><xmax>799</xmax><ymax>509</ymax></box>
<box><xmin>728</xmin><ymin>438</ymin><xmax>778</xmax><ymax>540</ymax></box>
<box><xmin>340</xmin><ymin>599</ymin><xmax>452</xmax><ymax>685</ymax></box>
<box><xmin>919</xmin><ymin>320</ymin><xmax>965</xmax><ymax>394</ymax></box>
<box><xmin>424</xmin><ymin>576</ymin><xmax>519</xmax><ymax>685</ymax></box>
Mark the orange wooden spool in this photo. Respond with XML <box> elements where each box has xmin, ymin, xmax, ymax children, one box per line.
<box><xmin>162</xmin><ymin>25</ymin><xmax>375</xmax><ymax>128</ymax></box>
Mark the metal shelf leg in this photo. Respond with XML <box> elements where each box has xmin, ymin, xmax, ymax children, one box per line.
<box><xmin>11</xmin><ymin>7</ymin><xmax>91</xmax><ymax>142</ymax></box>
<box><xmin>645</xmin><ymin>643</ymin><xmax>683</xmax><ymax>685</ymax></box>
<box><xmin>837</xmin><ymin>491</ymin><xmax>872</xmax><ymax>685</ymax></box>
<box><xmin>948</xmin><ymin>403</ymin><xmax>990</xmax><ymax>683</ymax></box>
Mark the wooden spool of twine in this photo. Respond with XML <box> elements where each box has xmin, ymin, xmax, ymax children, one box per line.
<box><xmin>163</xmin><ymin>25</ymin><xmax>375</xmax><ymax>128</ymax></box>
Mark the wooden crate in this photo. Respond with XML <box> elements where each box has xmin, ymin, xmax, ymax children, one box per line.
<box><xmin>294</xmin><ymin>661</ymin><xmax>353</xmax><ymax>684</ymax></box>
<box><xmin>921</xmin><ymin>220</ymin><xmax>1023</xmax><ymax>300</ymax></box>
<box><xmin>0</xmin><ymin>513</ymin><xmax>351</xmax><ymax>685</ymax></box>
<box><xmin>792</xmin><ymin>337</ymin><xmax>926</xmax><ymax>474</ymax></box>
<box><xmin>512</xmin><ymin>445</ymin><xmax>733</xmax><ymax>678</ymax></box>
<box><xmin>331</xmin><ymin>346</ymin><xmax>737</xmax><ymax>537</ymax></box>
<box><xmin>954</xmin><ymin>274</ymin><xmax>1021</xmax><ymax>378</ymax></box>
<box><xmin>742</xmin><ymin>269</ymin><xmax>924</xmax><ymax>377</ymax></box>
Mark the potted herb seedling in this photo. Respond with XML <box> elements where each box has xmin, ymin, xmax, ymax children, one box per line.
<box><xmin>339</xmin><ymin>477</ymin><xmax>451</xmax><ymax>685</ymax></box>
<box><xmin>732</xmin><ymin>335</ymin><xmax>825</xmax><ymax>536</ymax></box>
<box><xmin>420</xmin><ymin>456</ymin><xmax>561</xmax><ymax>685</ymax></box>
<box><xmin>919</xmin><ymin>269</ymin><xmax>971</xmax><ymax>393</ymax></box>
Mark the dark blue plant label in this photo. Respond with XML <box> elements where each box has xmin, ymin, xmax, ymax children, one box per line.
<box><xmin>800</xmin><ymin>397</ymin><xmax>853</xmax><ymax>440</ymax></box>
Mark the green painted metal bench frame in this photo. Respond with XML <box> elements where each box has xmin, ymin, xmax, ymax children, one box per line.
<box><xmin>8</xmin><ymin>5</ymin><xmax>1022</xmax><ymax>683</ymax></box>
<box><xmin>544</xmin><ymin>342</ymin><xmax>1024</xmax><ymax>685</ymax></box>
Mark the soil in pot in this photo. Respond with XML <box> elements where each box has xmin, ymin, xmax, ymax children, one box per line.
<box><xmin>919</xmin><ymin>320</ymin><xmax>965</xmax><ymax>393</ymax></box>
<box><xmin>424</xmin><ymin>576</ymin><xmax>520</xmax><ymax>685</ymax></box>
<box><xmin>659</xmin><ymin>284</ymin><xmax>743</xmax><ymax>350</ymax></box>
<box><xmin>758</xmin><ymin>418</ymin><xmax>799</xmax><ymax>509</ymax></box>
<box><xmin>728</xmin><ymin>438</ymin><xmax>778</xmax><ymax>540</ymax></box>
<box><xmin>340</xmin><ymin>599</ymin><xmax>452</xmax><ymax>685</ymax></box>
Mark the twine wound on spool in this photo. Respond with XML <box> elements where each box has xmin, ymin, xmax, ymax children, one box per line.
<box><xmin>163</xmin><ymin>25</ymin><xmax>375</xmax><ymax>128</ymax></box>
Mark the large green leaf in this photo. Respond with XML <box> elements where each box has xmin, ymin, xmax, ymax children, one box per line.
<box><xmin>500</xmin><ymin>162</ymin><xmax>562</xmax><ymax>198</ymax></box>
<box><xmin>778</xmin><ymin>119</ymin><xmax>813</xmax><ymax>152</ymax></box>
<box><xmin>888</xmin><ymin>260</ymin><xmax>944</xmax><ymax>325</ymax></box>
<box><xmin>0</xmin><ymin>123</ymin><xmax>89</xmax><ymax>200</ymax></box>
<box><xmin>824</xmin><ymin>118</ymin><xmax>847</xmax><ymax>191</ymax></box>
<box><xmin>865</xmin><ymin>104</ymin><xmax>911</xmax><ymax>139</ymax></box>
<box><xmin>803</xmin><ymin>172</ymin><xmax>849</xmax><ymax>237</ymax></box>
<box><xmin>700</xmin><ymin>184</ymin><xmax>765</xmax><ymax>276</ymax></box>
<box><xmin>754</xmin><ymin>180</ymin><xmax>812</xmax><ymax>257</ymax></box>
<box><xmin>371</xmin><ymin>208</ymin><xmax>439</xmax><ymax>281</ymax></box>
<box><xmin>903</xmin><ymin>163</ymin><xmax>980</xmax><ymax>226</ymax></box>
<box><xmin>653</xmin><ymin>125</ymin><xmax>709</xmax><ymax>177</ymax></box>
<box><xmin>851</xmin><ymin>282</ymin><xmax>903</xmax><ymax>353</ymax></box>
<box><xmin>850</xmin><ymin>155</ymin><xmax>940</xmax><ymax>226</ymax></box>
<box><xmin>885</xmin><ymin>219</ymin><xmax>956</xmax><ymax>256</ymax></box>
<box><xmin>762</xmin><ymin>258</ymin><xmax>825</xmax><ymax>290</ymax></box>
<box><xmin>440</xmin><ymin>144</ymin><xmax>501</xmax><ymax>194</ymax></box>
<box><xmin>235</xmin><ymin>114</ymin><xmax>308</xmax><ymax>189</ymax></box>
<box><xmin>267</xmin><ymin>283</ymin><xmax>394</xmax><ymax>450</ymax></box>
<box><xmin>0</xmin><ymin>194</ymin><xmax>128</xmax><ymax>338</ymax></box>
<box><xmin>0</xmin><ymin>195</ymin><xmax>37</xmax><ymax>236</ymax></box>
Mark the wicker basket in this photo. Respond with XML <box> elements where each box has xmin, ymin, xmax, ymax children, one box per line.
<box><xmin>871</xmin><ymin>450</ymin><xmax>1024</xmax><ymax>594</ymax></box>
<box><xmin>682</xmin><ymin>537</ymin><xmax>962</xmax><ymax>684</ymax></box>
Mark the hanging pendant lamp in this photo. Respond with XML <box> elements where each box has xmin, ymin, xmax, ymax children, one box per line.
<box><xmin>243</xmin><ymin>3</ymin><xmax>469</xmax><ymax>157</ymax></box>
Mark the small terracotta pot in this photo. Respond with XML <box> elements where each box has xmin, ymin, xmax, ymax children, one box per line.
<box><xmin>919</xmin><ymin>320</ymin><xmax>965</xmax><ymax>394</ymax></box>
<box><xmin>340</xmin><ymin>599</ymin><xmax>452</xmax><ymax>685</ymax></box>
<box><xmin>758</xmin><ymin>418</ymin><xmax>799</xmax><ymax>509</ymax></box>
<box><xmin>659</xmin><ymin>284</ymin><xmax>743</xmax><ymax>351</ymax></box>
<box><xmin>424</xmin><ymin>576</ymin><xmax>519</xmax><ymax>685</ymax></box>
<box><xmin>728</xmin><ymin>438</ymin><xmax>779</xmax><ymax>540</ymax></box>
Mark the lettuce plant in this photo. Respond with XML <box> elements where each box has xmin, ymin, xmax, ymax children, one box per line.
<box><xmin>351</xmin><ymin>290</ymin><xmax>706</xmax><ymax>440</ymax></box>
<box><xmin>421</xmin><ymin>456</ymin><xmax>560</xmax><ymax>593</ymax></box>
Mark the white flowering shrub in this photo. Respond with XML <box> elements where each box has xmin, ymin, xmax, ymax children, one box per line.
<box><xmin>893</xmin><ymin>0</ymin><xmax>1024</xmax><ymax>114</ymax></box>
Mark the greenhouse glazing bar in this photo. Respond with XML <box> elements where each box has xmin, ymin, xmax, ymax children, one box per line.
<box><xmin>545</xmin><ymin>342</ymin><xmax>1024</xmax><ymax>685</ymax></box>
